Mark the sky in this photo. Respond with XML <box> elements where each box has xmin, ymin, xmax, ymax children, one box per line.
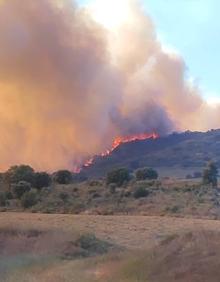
<box><xmin>78</xmin><ymin>0</ymin><xmax>220</xmax><ymax>102</ymax></box>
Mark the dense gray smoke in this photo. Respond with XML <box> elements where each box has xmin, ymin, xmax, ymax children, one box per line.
<box><xmin>0</xmin><ymin>0</ymin><xmax>218</xmax><ymax>171</ymax></box>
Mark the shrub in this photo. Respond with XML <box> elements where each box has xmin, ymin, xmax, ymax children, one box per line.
<box><xmin>106</xmin><ymin>168</ymin><xmax>130</xmax><ymax>187</ymax></box>
<box><xmin>109</xmin><ymin>183</ymin><xmax>117</xmax><ymax>194</ymax></box>
<box><xmin>203</xmin><ymin>161</ymin><xmax>218</xmax><ymax>187</ymax></box>
<box><xmin>54</xmin><ymin>170</ymin><xmax>72</xmax><ymax>184</ymax></box>
<box><xmin>59</xmin><ymin>192</ymin><xmax>69</xmax><ymax>202</ymax></box>
<box><xmin>0</xmin><ymin>192</ymin><xmax>6</xmax><ymax>206</ymax></box>
<box><xmin>136</xmin><ymin>167</ymin><xmax>158</xmax><ymax>181</ymax></box>
<box><xmin>0</xmin><ymin>191</ymin><xmax>13</xmax><ymax>205</ymax></box>
<box><xmin>92</xmin><ymin>193</ymin><xmax>101</xmax><ymax>199</ymax></box>
<box><xmin>34</xmin><ymin>172</ymin><xmax>51</xmax><ymax>189</ymax></box>
<box><xmin>75</xmin><ymin>234</ymin><xmax>113</xmax><ymax>257</ymax></box>
<box><xmin>167</xmin><ymin>205</ymin><xmax>180</xmax><ymax>213</ymax></box>
<box><xmin>124</xmin><ymin>190</ymin><xmax>131</xmax><ymax>197</ymax></box>
<box><xmin>5</xmin><ymin>191</ymin><xmax>13</xmax><ymax>200</ymax></box>
<box><xmin>21</xmin><ymin>189</ymin><xmax>38</xmax><ymax>208</ymax></box>
<box><xmin>5</xmin><ymin>165</ymin><xmax>35</xmax><ymax>185</ymax></box>
<box><xmin>133</xmin><ymin>187</ymin><xmax>149</xmax><ymax>199</ymax></box>
<box><xmin>12</xmin><ymin>181</ymin><xmax>31</xmax><ymax>199</ymax></box>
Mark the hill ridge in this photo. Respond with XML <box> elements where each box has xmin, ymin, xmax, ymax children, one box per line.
<box><xmin>82</xmin><ymin>129</ymin><xmax>220</xmax><ymax>178</ymax></box>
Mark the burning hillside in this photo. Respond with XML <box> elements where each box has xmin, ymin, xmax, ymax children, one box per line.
<box><xmin>81</xmin><ymin>129</ymin><xmax>220</xmax><ymax>178</ymax></box>
<box><xmin>104</xmin><ymin>133</ymin><xmax>159</xmax><ymax>156</ymax></box>
<box><xmin>78</xmin><ymin>132</ymin><xmax>159</xmax><ymax>172</ymax></box>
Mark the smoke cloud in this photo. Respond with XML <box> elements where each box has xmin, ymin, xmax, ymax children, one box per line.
<box><xmin>0</xmin><ymin>0</ymin><xmax>218</xmax><ymax>171</ymax></box>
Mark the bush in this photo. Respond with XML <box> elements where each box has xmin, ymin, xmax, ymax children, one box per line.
<box><xmin>167</xmin><ymin>205</ymin><xmax>180</xmax><ymax>213</ymax></box>
<box><xmin>0</xmin><ymin>192</ymin><xmax>6</xmax><ymax>206</ymax></box>
<box><xmin>106</xmin><ymin>168</ymin><xmax>130</xmax><ymax>187</ymax></box>
<box><xmin>54</xmin><ymin>170</ymin><xmax>72</xmax><ymax>184</ymax></box>
<box><xmin>21</xmin><ymin>189</ymin><xmax>38</xmax><ymax>208</ymax></box>
<box><xmin>34</xmin><ymin>172</ymin><xmax>51</xmax><ymax>189</ymax></box>
<box><xmin>5</xmin><ymin>191</ymin><xmax>13</xmax><ymax>200</ymax></box>
<box><xmin>136</xmin><ymin>167</ymin><xmax>158</xmax><ymax>181</ymax></box>
<box><xmin>133</xmin><ymin>187</ymin><xmax>149</xmax><ymax>199</ymax></box>
<box><xmin>109</xmin><ymin>183</ymin><xmax>117</xmax><ymax>194</ymax></box>
<box><xmin>59</xmin><ymin>192</ymin><xmax>69</xmax><ymax>202</ymax></box>
<box><xmin>0</xmin><ymin>191</ymin><xmax>13</xmax><ymax>206</ymax></box>
<box><xmin>12</xmin><ymin>181</ymin><xmax>31</xmax><ymax>199</ymax></box>
<box><xmin>203</xmin><ymin>161</ymin><xmax>218</xmax><ymax>187</ymax></box>
<box><xmin>75</xmin><ymin>234</ymin><xmax>113</xmax><ymax>257</ymax></box>
<box><xmin>186</xmin><ymin>174</ymin><xmax>193</xmax><ymax>179</ymax></box>
<box><xmin>5</xmin><ymin>165</ymin><xmax>35</xmax><ymax>185</ymax></box>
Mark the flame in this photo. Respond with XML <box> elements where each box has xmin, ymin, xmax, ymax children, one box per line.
<box><xmin>104</xmin><ymin>132</ymin><xmax>159</xmax><ymax>155</ymax></box>
<box><xmin>77</xmin><ymin>132</ymin><xmax>159</xmax><ymax>172</ymax></box>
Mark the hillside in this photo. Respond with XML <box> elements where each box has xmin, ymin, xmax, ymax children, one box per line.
<box><xmin>82</xmin><ymin>129</ymin><xmax>220</xmax><ymax>178</ymax></box>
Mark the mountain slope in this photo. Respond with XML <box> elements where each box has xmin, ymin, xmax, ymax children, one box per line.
<box><xmin>82</xmin><ymin>129</ymin><xmax>220</xmax><ymax>178</ymax></box>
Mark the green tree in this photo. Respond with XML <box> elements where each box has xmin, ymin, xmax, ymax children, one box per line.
<box><xmin>34</xmin><ymin>172</ymin><xmax>51</xmax><ymax>189</ymax></box>
<box><xmin>21</xmin><ymin>189</ymin><xmax>38</xmax><ymax>208</ymax></box>
<box><xmin>203</xmin><ymin>161</ymin><xmax>218</xmax><ymax>187</ymax></box>
<box><xmin>106</xmin><ymin>168</ymin><xmax>130</xmax><ymax>187</ymax></box>
<box><xmin>5</xmin><ymin>165</ymin><xmax>35</xmax><ymax>185</ymax></box>
<box><xmin>136</xmin><ymin>167</ymin><xmax>158</xmax><ymax>181</ymax></box>
<box><xmin>54</xmin><ymin>170</ymin><xmax>72</xmax><ymax>184</ymax></box>
<box><xmin>12</xmin><ymin>181</ymin><xmax>31</xmax><ymax>199</ymax></box>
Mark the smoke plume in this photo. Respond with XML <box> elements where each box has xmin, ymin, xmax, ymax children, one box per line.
<box><xmin>0</xmin><ymin>0</ymin><xmax>219</xmax><ymax>171</ymax></box>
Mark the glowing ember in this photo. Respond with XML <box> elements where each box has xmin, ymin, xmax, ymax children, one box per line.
<box><xmin>75</xmin><ymin>132</ymin><xmax>158</xmax><ymax>173</ymax></box>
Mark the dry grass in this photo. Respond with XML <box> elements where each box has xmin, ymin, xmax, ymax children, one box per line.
<box><xmin>90</xmin><ymin>230</ymin><xmax>220</xmax><ymax>282</ymax></box>
<box><xmin>2</xmin><ymin>212</ymin><xmax>220</xmax><ymax>249</ymax></box>
<box><xmin>2</xmin><ymin>213</ymin><xmax>220</xmax><ymax>281</ymax></box>
<box><xmin>4</xmin><ymin>230</ymin><xmax>220</xmax><ymax>282</ymax></box>
<box><xmin>0</xmin><ymin>214</ymin><xmax>117</xmax><ymax>282</ymax></box>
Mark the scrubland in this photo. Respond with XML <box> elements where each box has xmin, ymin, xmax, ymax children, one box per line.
<box><xmin>2</xmin><ymin>178</ymin><xmax>220</xmax><ymax>219</ymax></box>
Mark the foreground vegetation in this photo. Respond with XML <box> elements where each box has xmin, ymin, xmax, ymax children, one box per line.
<box><xmin>0</xmin><ymin>162</ymin><xmax>219</xmax><ymax>218</ymax></box>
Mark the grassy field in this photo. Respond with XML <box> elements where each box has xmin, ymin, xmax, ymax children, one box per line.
<box><xmin>1</xmin><ymin>213</ymin><xmax>220</xmax><ymax>281</ymax></box>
